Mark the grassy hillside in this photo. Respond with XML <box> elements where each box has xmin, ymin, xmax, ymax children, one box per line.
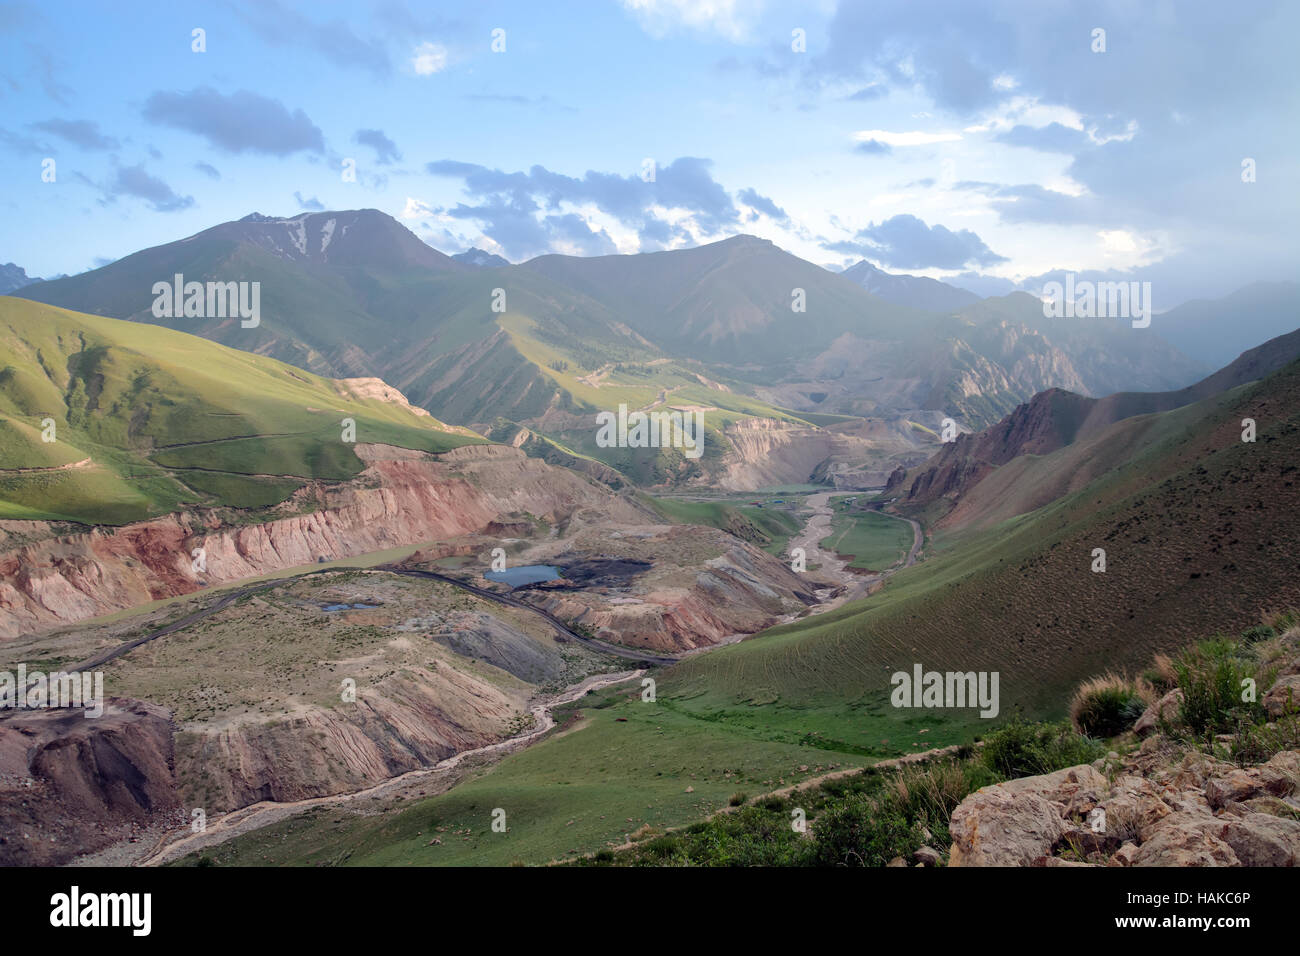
<box><xmin>820</xmin><ymin>504</ymin><xmax>914</xmax><ymax>570</ymax></box>
<box><xmin>520</xmin><ymin>235</ymin><xmax>937</xmax><ymax>371</ymax></box>
<box><xmin>664</xmin><ymin>356</ymin><xmax>1300</xmax><ymax>738</ymax></box>
<box><xmin>0</xmin><ymin>297</ymin><xmax>482</xmax><ymax>524</ymax></box>
<box><xmin>645</xmin><ymin>495</ymin><xmax>802</xmax><ymax>555</ymax></box>
<box><xmin>18</xmin><ymin>213</ymin><xmax>1222</xmax><ymax>489</ymax></box>
<box><xmin>175</xmin><ymin>358</ymin><xmax>1300</xmax><ymax>866</ymax></box>
<box><xmin>178</xmin><ymin>684</ymin><xmax>856</xmax><ymax>867</ymax></box>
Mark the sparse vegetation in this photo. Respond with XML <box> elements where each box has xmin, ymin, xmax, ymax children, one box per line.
<box><xmin>979</xmin><ymin>718</ymin><xmax>1106</xmax><ymax>780</ymax></box>
<box><xmin>1069</xmin><ymin>672</ymin><xmax>1154</xmax><ymax>737</ymax></box>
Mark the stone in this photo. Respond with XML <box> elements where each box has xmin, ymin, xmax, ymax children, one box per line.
<box><xmin>1110</xmin><ymin>841</ymin><xmax>1141</xmax><ymax>867</ymax></box>
<box><xmin>949</xmin><ymin>787</ymin><xmax>1066</xmax><ymax>867</ymax></box>
<box><xmin>1206</xmin><ymin>769</ymin><xmax>1265</xmax><ymax>809</ymax></box>
<box><xmin>1221</xmin><ymin>813</ymin><xmax>1300</xmax><ymax>866</ymax></box>
<box><xmin>1130</xmin><ymin>815</ymin><xmax>1240</xmax><ymax>867</ymax></box>
<box><xmin>1264</xmin><ymin>676</ymin><xmax>1300</xmax><ymax>718</ymax></box>
<box><xmin>1134</xmin><ymin>689</ymin><xmax>1183</xmax><ymax>738</ymax></box>
<box><xmin>1098</xmin><ymin>775</ymin><xmax>1175</xmax><ymax>840</ymax></box>
<box><xmin>912</xmin><ymin>845</ymin><xmax>942</xmax><ymax>866</ymax></box>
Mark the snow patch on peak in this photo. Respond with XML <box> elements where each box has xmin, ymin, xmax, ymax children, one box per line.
<box><xmin>287</xmin><ymin>219</ymin><xmax>307</xmax><ymax>256</ymax></box>
<box><xmin>320</xmin><ymin>218</ymin><xmax>337</xmax><ymax>255</ymax></box>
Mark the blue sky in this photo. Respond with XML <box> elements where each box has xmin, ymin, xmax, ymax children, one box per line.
<box><xmin>1</xmin><ymin>0</ymin><xmax>1296</xmax><ymax>306</ymax></box>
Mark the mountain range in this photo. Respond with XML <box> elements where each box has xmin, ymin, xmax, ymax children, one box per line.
<box><xmin>12</xmin><ymin>209</ymin><xmax>1290</xmax><ymax>490</ymax></box>
<box><xmin>839</xmin><ymin>259</ymin><xmax>982</xmax><ymax>312</ymax></box>
<box><xmin>0</xmin><ymin>263</ymin><xmax>45</xmax><ymax>296</ymax></box>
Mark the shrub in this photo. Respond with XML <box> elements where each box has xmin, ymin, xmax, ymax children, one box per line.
<box><xmin>809</xmin><ymin>797</ymin><xmax>924</xmax><ymax>867</ymax></box>
<box><xmin>980</xmin><ymin>718</ymin><xmax>1106</xmax><ymax>780</ymax></box>
<box><xmin>728</xmin><ymin>792</ymin><xmax>748</xmax><ymax>807</ymax></box>
<box><xmin>876</xmin><ymin>759</ymin><xmax>995</xmax><ymax>847</ymax></box>
<box><xmin>1240</xmin><ymin>624</ymin><xmax>1276</xmax><ymax>646</ymax></box>
<box><xmin>1174</xmin><ymin>638</ymin><xmax>1264</xmax><ymax>737</ymax></box>
<box><xmin>1069</xmin><ymin>673</ymin><xmax>1154</xmax><ymax>737</ymax></box>
<box><xmin>643</xmin><ymin>836</ymin><xmax>680</xmax><ymax>859</ymax></box>
<box><xmin>1262</xmin><ymin>609</ymin><xmax>1298</xmax><ymax>633</ymax></box>
<box><xmin>1148</xmin><ymin>652</ymin><xmax>1179</xmax><ymax>691</ymax></box>
<box><xmin>1223</xmin><ymin>714</ymin><xmax>1300</xmax><ymax>766</ymax></box>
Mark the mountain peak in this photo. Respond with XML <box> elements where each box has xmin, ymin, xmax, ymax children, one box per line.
<box><xmin>0</xmin><ymin>262</ymin><xmax>40</xmax><ymax>295</ymax></box>
<box><xmin>205</xmin><ymin>209</ymin><xmax>466</xmax><ymax>271</ymax></box>
<box><xmin>452</xmin><ymin>247</ymin><xmax>510</xmax><ymax>268</ymax></box>
<box><xmin>720</xmin><ymin>234</ymin><xmax>774</xmax><ymax>248</ymax></box>
<box><xmin>841</xmin><ymin>258</ymin><xmax>981</xmax><ymax>313</ymax></box>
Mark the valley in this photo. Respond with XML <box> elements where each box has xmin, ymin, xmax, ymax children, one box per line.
<box><xmin>2</xmin><ymin>216</ymin><xmax>1297</xmax><ymax>873</ymax></box>
<box><xmin>12</xmin><ymin>212</ymin><xmax>1219</xmax><ymax>495</ymax></box>
<box><xmin>0</xmin><ymin>481</ymin><xmax>881</xmax><ymax>866</ymax></box>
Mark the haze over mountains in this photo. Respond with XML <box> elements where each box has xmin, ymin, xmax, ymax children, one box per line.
<box><xmin>891</xmin><ymin>325</ymin><xmax>1300</xmax><ymax>530</ymax></box>
<box><xmin>3</xmin><ymin>212</ymin><xmax>1298</xmax><ymax>870</ymax></box>
<box><xmin>0</xmin><ymin>264</ymin><xmax>43</xmax><ymax>296</ymax></box>
<box><xmin>839</xmin><ymin>259</ymin><xmax>981</xmax><ymax>313</ymax></box>
<box><xmin>452</xmin><ymin>248</ymin><xmax>510</xmax><ymax>268</ymax></box>
<box><xmin>15</xmin><ymin>207</ymin><xmax>1288</xmax><ymax>494</ymax></box>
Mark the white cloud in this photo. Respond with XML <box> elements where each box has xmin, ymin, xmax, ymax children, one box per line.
<box><xmin>974</xmin><ymin>96</ymin><xmax>1086</xmax><ymax>134</ymax></box>
<box><xmin>1087</xmin><ymin>118</ymin><xmax>1139</xmax><ymax>145</ymax></box>
<box><xmin>401</xmin><ymin>197</ymin><xmax>435</xmax><ymax>219</ymax></box>
<box><xmin>620</xmin><ymin>0</ymin><xmax>764</xmax><ymax>43</ymax></box>
<box><xmin>411</xmin><ymin>41</ymin><xmax>448</xmax><ymax>76</ymax></box>
<box><xmin>852</xmin><ymin>129</ymin><xmax>962</xmax><ymax>147</ymax></box>
<box><xmin>1097</xmin><ymin>229</ymin><xmax>1162</xmax><ymax>261</ymax></box>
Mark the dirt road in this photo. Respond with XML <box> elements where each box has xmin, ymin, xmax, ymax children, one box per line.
<box><xmin>67</xmin><ymin>566</ymin><xmax>678</xmax><ymax>677</ymax></box>
<box><xmin>793</xmin><ymin>492</ymin><xmax>922</xmax><ymax>612</ymax></box>
<box><xmin>129</xmin><ymin>669</ymin><xmax>646</xmax><ymax>867</ymax></box>
<box><xmin>74</xmin><ymin>497</ymin><xmax>921</xmax><ymax>866</ymax></box>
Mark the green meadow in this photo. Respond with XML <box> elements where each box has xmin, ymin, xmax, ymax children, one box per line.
<box><xmin>0</xmin><ymin>297</ymin><xmax>482</xmax><ymax>523</ymax></box>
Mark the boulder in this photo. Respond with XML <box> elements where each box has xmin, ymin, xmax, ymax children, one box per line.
<box><xmin>1206</xmin><ymin>769</ymin><xmax>1266</xmax><ymax>809</ymax></box>
<box><xmin>1058</xmin><ymin>826</ymin><xmax>1122</xmax><ymax>855</ymax></box>
<box><xmin>1097</xmin><ymin>774</ymin><xmax>1175</xmax><ymax>840</ymax></box>
<box><xmin>1134</xmin><ymin>689</ymin><xmax>1183</xmax><ymax>738</ymax></box>
<box><xmin>1130</xmin><ymin>815</ymin><xmax>1240</xmax><ymax>867</ymax></box>
<box><xmin>1264</xmin><ymin>675</ymin><xmax>1300</xmax><ymax>718</ymax></box>
<box><xmin>1220</xmin><ymin>813</ymin><xmax>1300</xmax><ymax>866</ymax></box>
<box><xmin>1109</xmin><ymin>842</ymin><xmax>1141</xmax><ymax>867</ymax></box>
<box><xmin>1033</xmin><ymin>856</ymin><xmax>1098</xmax><ymax>867</ymax></box>
<box><xmin>949</xmin><ymin>790</ymin><xmax>1066</xmax><ymax>866</ymax></box>
<box><xmin>1261</xmin><ymin>751</ymin><xmax>1300</xmax><ymax>792</ymax></box>
<box><xmin>912</xmin><ymin>846</ymin><xmax>942</xmax><ymax>866</ymax></box>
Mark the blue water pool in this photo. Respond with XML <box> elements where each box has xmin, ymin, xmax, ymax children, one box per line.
<box><xmin>483</xmin><ymin>565</ymin><xmax>562</xmax><ymax>587</ymax></box>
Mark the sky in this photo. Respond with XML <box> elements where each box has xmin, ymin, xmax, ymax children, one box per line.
<box><xmin>1</xmin><ymin>0</ymin><xmax>1296</xmax><ymax>307</ymax></box>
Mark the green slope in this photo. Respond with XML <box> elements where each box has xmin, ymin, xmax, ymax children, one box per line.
<box><xmin>0</xmin><ymin>296</ymin><xmax>482</xmax><ymax>524</ymax></box>
<box><xmin>662</xmin><ymin>356</ymin><xmax>1300</xmax><ymax>738</ymax></box>
<box><xmin>17</xmin><ymin>211</ymin><xmax>1226</xmax><ymax>483</ymax></box>
<box><xmin>520</xmin><ymin>235</ymin><xmax>937</xmax><ymax>372</ymax></box>
<box><xmin>174</xmin><ymin>358</ymin><xmax>1300</xmax><ymax>868</ymax></box>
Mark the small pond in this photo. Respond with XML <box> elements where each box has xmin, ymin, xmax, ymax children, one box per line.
<box><xmin>483</xmin><ymin>565</ymin><xmax>562</xmax><ymax>587</ymax></box>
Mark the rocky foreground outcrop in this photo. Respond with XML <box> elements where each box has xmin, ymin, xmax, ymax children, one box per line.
<box><xmin>949</xmin><ymin>743</ymin><xmax>1300</xmax><ymax>867</ymax></box>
